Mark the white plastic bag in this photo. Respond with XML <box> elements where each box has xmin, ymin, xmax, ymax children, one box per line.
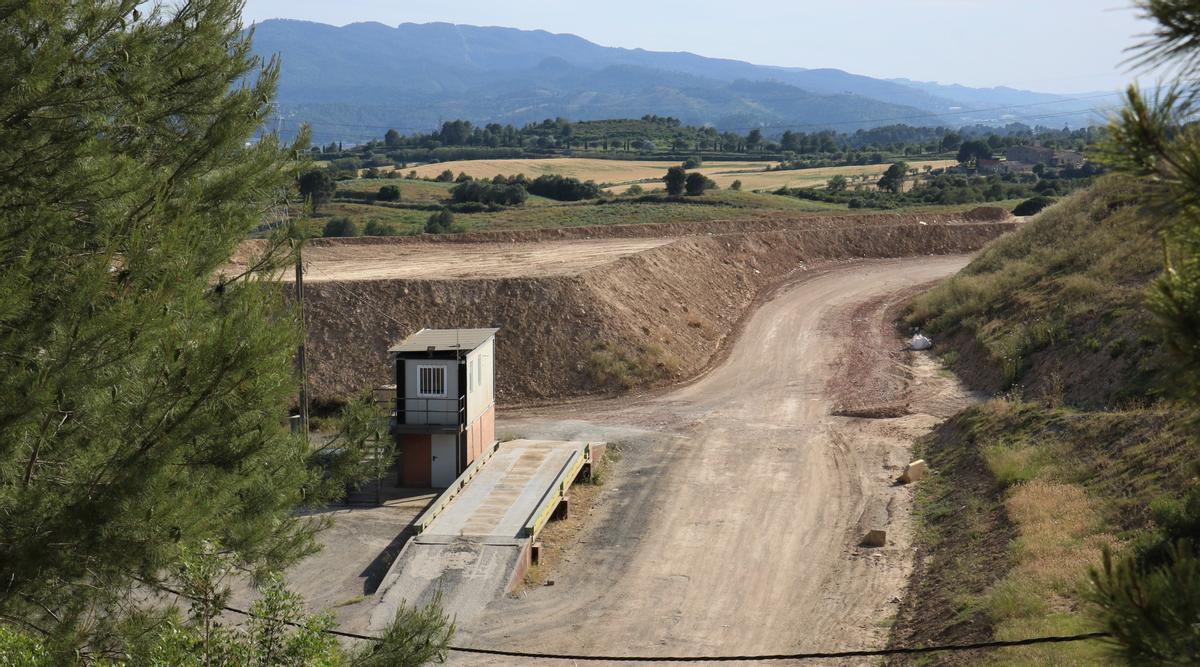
<box><xmin>910</xmin><ymin>334</ymin><xmax>932</xmax><ymax>351</ymax></box>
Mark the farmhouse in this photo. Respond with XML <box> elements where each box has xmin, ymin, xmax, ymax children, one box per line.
<box><xmin>390</xmin><ymin>328</ymin><xmax>498</xmax><ymax>488</ymax></box>
<box><xmin>1006</xmin><ymin>145</ymin><xmax>1086</xmax><ymax>168</ymax></box>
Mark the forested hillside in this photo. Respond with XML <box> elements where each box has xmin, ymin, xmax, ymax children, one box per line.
<box><xmin>248</xmin><ymin>20</ymin><xmax>1111</xmax><ymax>142</ymax></box>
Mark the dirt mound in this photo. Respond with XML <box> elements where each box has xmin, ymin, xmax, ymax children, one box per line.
<box><xmin>301</xmin><ymin>218</ymin><xmax>1015</xmax><ymax>404</ymax></box>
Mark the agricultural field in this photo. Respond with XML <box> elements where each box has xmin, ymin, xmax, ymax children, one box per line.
<box><xmin>313</xmin><ymin>179</ymin><xmax>846</xmax><ymax>237</ymax></box>
<box><xmin>407</xmin><ymin>157</ymin><xmax>957</xmax><ymax>192</ymax></box>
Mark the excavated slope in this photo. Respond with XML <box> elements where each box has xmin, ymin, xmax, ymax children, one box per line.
<box><xmin>300</xmin><ymin>216</ymin><xmax>1016</xmax><ymax>405</ymax></box>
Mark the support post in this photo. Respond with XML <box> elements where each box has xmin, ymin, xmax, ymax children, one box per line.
<box><xmin>295</xmin><ymin>244</ymin><xmax>309</xmax><ymax>444</ymax></box>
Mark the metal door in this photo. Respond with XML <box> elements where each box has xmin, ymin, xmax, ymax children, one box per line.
<box><xmin>431</xmin><ymin>435</ymin><xmax>457</xmax><ymax>488</ymax></box>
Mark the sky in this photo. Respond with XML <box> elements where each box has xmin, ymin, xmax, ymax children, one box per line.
<box><xmin>240</xmin><ymin>0</ymin><xmax>1151</xmax><ymax>93</ymax></box>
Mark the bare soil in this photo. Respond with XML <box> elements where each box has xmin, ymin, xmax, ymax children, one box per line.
<box><xmin>275</xmin><ymin>212</ymin><xmax>1014</xmax><ymax>405</ymax></box>
<box><xmin>445</xmin><ymin>256</ymin><xmax>979</xmax><ymax>663</ymax></box>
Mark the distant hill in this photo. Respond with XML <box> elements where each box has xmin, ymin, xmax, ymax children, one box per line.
<box><xmin>248</xmin><ymin>20</ymin><xmax>1117</xmax><ymax>143</ymax></box>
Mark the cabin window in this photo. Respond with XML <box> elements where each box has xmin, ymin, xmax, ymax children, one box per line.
<box><xmin>417</xmin><ymin>365</ymin><xmax>446</xmax><ymax>397</ymax></box>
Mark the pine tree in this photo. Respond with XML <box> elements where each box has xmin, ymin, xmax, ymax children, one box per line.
<box><xmin>0</xmin><ymin>0</ymin><xmax>394</xmax><ymax>649</ymax></box>
<box><xmin>1091</xmin><ymin>1</ymin><xmax>1200</xmax><ymax>662</ymax></box>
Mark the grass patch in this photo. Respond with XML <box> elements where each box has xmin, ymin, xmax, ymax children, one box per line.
<box><xmin>906</xmin><ymin>175</ymin><xmax>1170</xmax><ymax>407</ymax></box>
<box><xmin>899</xmin><ymin>397</ymin><xmax>1193</xmax><ymax>665</ymax></box>
<box><xmin>584</xmin><ymin>342</ymin><xmax>680</xmax><ymax>391</ymax></box>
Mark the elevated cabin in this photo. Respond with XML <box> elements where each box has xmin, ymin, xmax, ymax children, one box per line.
<box><xmin>389</xmin><ymin>328</ymin><xmax>498</xmax><ymax>488</ymax></box>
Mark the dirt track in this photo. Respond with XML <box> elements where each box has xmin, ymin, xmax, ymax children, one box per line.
<box><xmin>454</xmin><ymin>255</ymin><xmax>976</xmax><ymax>663</ymax></box>
<box><xmin>287</xmin><ymin>239</ymin><xmax>672</xmax><ymax>281</ymax></box>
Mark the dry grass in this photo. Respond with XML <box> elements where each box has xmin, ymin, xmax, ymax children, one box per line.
<box><xmin>584</xmin><ymin>342</ymin><xmax>680</xmax><ymax>391</ymax></box>
<box><xmin>985</xmin><ymin>480</ymin><xmax>1118</xmax><ymax>665</ymax></box>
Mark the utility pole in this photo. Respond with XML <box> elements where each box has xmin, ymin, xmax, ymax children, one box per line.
<box><xmin>295</xmin><ymin>242</ymin><xmax>310</xmax><ymax>444</ymax></box>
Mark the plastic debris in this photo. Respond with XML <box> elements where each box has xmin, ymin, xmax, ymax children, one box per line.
<box><xmin>910</xmin><ymin>333</ymin><xmax>932</xmax><ymax>350</ymax></box>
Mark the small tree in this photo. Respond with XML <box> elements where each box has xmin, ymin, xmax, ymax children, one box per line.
<box><xmin>298</xmin><ymin>169</ymin><xmax>335</xmax><ymax>213</ymax></box>
<box><xmin>730</xmin><ymin>180</ymin><xmax>742</xmax><ymax>191</ymax></box>
<box><xmin>956</xmin><ymin>140</ymin><xmax>993</xmax><ymax>165</ymax></box>
<box><xmin>425</xmin><ymin>208</ymin><xmax>457</xmax><ymax>234</ymax></box>
<box><xmin>877</xmin><ymin>162</ymin><xmax>908</xmax><ymax>194</ymax></box>
<box><xmin>827</xmin><ymin>175</ymin><xmax>849</xmax><ymax>193</ymax></box>
<box><xmin>377</xmin><ymin>184</ymin><xmax>401</xmax><ymax>201</ymax></box>
<box><xmin>683</xmin><ymin>156</ymin><xmax>703</xmax><ymax>169</ymax></box>
<box><xmin>663</xmin><ymin>166</ymin><xmax>687</xmax><ymax>195</ymax></box>
<box><xmin>435</xmin><ymin>169</ymin><xmax>454</xmax><ymax>182</ymax></box>
<box><xmin>684</xmin><ymin>171</ymin><xmax>710</xmax><ymax>196</ymax></box>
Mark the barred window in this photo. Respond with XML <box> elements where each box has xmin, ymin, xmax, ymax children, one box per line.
<box><xmin>417</xmin><ymin>365</ymin><xmax>446</xmax><ymax>397</ymax></box>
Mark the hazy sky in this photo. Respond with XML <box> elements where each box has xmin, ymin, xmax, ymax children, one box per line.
<box><xmin>240</xmin><ymin>1</ymin><xmax>1150</xmax><ymax>93</ymax></box>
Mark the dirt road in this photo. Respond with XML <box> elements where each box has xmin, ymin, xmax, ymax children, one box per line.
<box><xmin>453</xmin><ymin>255</ymin><xmax>976</xmax><ymax>662</ymax></box>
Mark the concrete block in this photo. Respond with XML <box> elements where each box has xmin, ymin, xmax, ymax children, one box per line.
<box><xmin>861</xmin><ymin>529</ymin><xmax>887</xmax><ymax>548</ymax></box>
<box><xmin>898</xmin><ymin>459</ymin><xmax>928</xmax><ymax>484</ymax></box>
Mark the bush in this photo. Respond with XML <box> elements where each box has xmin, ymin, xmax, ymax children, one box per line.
<box><xmin>363</xmin><ymin>220</ymin><xmax>399</xmax><ymax>236</ymax></box>
<box><xmin>434</xmin><ymin>169</ymin><xmax>454</xmax><ymax>182</ymax></box>
<box><xmin>377</xmin><ymin>184</ymin><xmax>401</xmax><ymax>202</ymax></box>
<box><xmin>1013</xmin><ymin>195</ymin><xmax>1056</xmax><ymax>216</ymax></box>
<box><xmin>526</xmin><ymin>174</ymin><xmax>601</xmax><ymax>201</ymax></box>
<box><xmin>684</xmin><ymin>171</ymin><xmax>716</xmax><ymax>196</ymax></box>
<box><xmin>322</xmin><ymin>217</ymin><xmax>359</xmax><ymax>237</ymax></box>
<box><xmin>626</xmin><ymin>184</ymin><xmax>644</xmax><ymax>195</ymax></box>
<box><xmin>682</xmin><ymin>155</ymin><xmax>703</xmax><ymax>169</ymax></box>
<box><xmin>730</xmin><ymin>180</ymin><xmax>742</xmax><ymax>191</ymax></box>
<box><xmin>425</xmin><ymin>208</ymin><xmax>461</xmax><ymax>234</ymax></box>
<box><xmin>450</xmin><ymin>180</ymin><xmax>527</xmax><ymax>206</ymax></box>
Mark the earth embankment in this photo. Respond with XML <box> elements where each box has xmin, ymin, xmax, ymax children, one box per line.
<box><xmin>284</xmin><ymin>212</ymin><xmax>1015</xmax><ymax>404</ymax></box>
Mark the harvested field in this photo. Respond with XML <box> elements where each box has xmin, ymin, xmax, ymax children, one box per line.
<box><xmin>405</xmin><ymin>156</ymin><xmax>958</xmax><ymax>192</ymax></box>
<box><xmin>274</xmin><ymin>210</ymin><xmax>1017</xmax><ymax>405</ymax></box>
<box><xmin>293</xmin><ymin>239</ymin><xmax>670</xmax><ymax>281</ymax></box>
<box><xmin>407</xmin><ymin>157</ymin><xmax>768</xmax><ymax>184</ymax></box>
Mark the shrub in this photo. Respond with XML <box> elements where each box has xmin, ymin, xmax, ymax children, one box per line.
<box><xmin>626</xmin><ymin>184</ymin><xmax>644</xmax><ymax>195</ymax></box>
<box><xmin>377</xmin><ymin>184</ymin><xmax>401</xmax><ymax>202</ymax></box>
<box><xmin>1013</xmin><ymin>195</ymin><xmax>1056</xmax><ymax>216</ymax></box>
<box><xmin>434</xmin><ymin>169</ymin><xmax>454</xmax><ymax>182</ymax></box>
<box><xmin>682</xmin><ymin>155</ymin><xmax>703</xmax><ymax>169</ymax></box>
<box><xmin>684</xmin><ymin>171</ymin><xmax>715</xmax><ymax>196</ymax></box>
<box><xmin>363</xmin><ymin>220</ymin><xmax>398</xmax><ymax>236</ymax></box>
<box><xmin>730</xmin><ymin>180</ymin><xmax>742</xmax><ymax>191</ymax></box>
<box><xmin>322</xmin><ymin>217</ymin><xmax>359</xmax><ymax>237</ymax></box>
<box><xmin>425</xmin><ymin>208</ymin><xmax>460</xmax><ymax>234</ymax></box>
<box><xmin>450</xmin><ymin>180</ymin><xmax>527</xmax><ymax>206</ymax></box>
<box><xmin>526</xmin><ymin>174</ymin><xmax>601</xmax><ymax>201</ymax></box>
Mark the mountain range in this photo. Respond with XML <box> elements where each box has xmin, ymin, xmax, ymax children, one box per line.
<box><xmin>248</xmin><ymin>20</ymin><xmax>1119</xmax><ymax>143</ymax></box>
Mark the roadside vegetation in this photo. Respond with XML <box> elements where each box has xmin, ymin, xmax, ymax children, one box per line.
<box><xmin>893</xmin><ymin>2</ymin><xmax>1200</xmax><ymax>651</ymax></box>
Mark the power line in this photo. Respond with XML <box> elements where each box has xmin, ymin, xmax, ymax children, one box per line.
<box><xmin>146</xmin><ymin>580</ymin><xmax>1114</xmax><ymax>662</ymax></box>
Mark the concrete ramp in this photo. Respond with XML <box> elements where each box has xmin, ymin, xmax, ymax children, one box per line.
<box><xmin>368</xmin><ymin>440</ymin><xmax>590</xmax><ymax>630</ymax></box>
